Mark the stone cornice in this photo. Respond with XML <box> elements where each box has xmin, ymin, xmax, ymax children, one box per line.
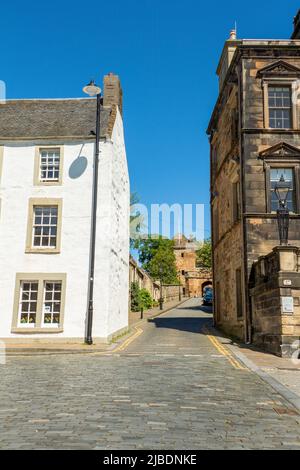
<box><xmin>207</xmin><ymin>41</ymin><xmax>300</xmax><ymax>136</ymax></box>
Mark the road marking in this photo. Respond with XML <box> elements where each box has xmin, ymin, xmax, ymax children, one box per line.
<box><xmin>112</xmin><ymin>327</ymin><xmax>143</xmax><ymax>353</ymax></box>
<box><xmin>202</xmin><ymin>326</ymin><xmax>247</xmax><ymax>371</ymax></box>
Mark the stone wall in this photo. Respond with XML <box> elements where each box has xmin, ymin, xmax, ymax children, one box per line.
<box><xmin>210</xmin><ymin>82</ymin><xmax>244</xmax><ymax>340</ymax></box>
<box><xmin>250</xmin><ymin>246</ymin><xmax>300</xmax><ymax>356</ymax></box>
<box><xmin>162</xmin><ymin>285</ymin><xmax>184</xmax><ymax>302</ymax></box>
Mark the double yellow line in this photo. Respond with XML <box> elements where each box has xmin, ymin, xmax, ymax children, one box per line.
<box><xmin>203</xmin><ymin>326</ymin><xmax>246</xmax><ymax>370</ymax></box>
<box><xmin>112</xmin><ymin>327</ymin><xmax>143</xmax><ymax>353</ymax></box>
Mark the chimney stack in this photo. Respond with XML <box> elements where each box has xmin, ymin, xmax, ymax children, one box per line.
<box><xmin>103</xmin><ymin>73</ymin><xmax>123</xmax><ymax>116</ymax></box>
<box><xmin>291</xmin><ymin>10</ymin><xmax>300</xmax><ymax>39</ymax></box>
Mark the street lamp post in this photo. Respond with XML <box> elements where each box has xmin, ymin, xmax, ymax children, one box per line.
<box><xmin>159</xmin><ymin>266</ymin><xmax>164</xmax><ymax>310</ymax></box>
<box><xmin>274</xmin><ymin>175</ymin><xmax>291</xmax><ymax>246</ymax></box>
<box><xmin>177</xmin><ymin>270</ymin><xmax>182</xmax><ymax>301</ymax></box>
<box><xmin>83</xmin><ymin>80</ymin><xmax>102</xmax><ymax>345</ymax></box>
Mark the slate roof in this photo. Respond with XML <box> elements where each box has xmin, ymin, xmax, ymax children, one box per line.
<box><xmin>0</xmin><ymin>98</ymin><xmax>113</xmax><ymax>140</ymax></box>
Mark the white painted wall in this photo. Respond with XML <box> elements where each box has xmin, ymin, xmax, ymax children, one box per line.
<box><xmin>0</xmin><ymin>110</ymin><xmax>129</xmax><ymax>341</ymax></box>
<box><xmin>93</xmin><ymin>108</ymin><xmax>130</xmax><ymax>340</ymax></box>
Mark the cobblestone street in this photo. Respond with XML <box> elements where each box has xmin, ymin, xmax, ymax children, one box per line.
<box><xmin>1</xmin><ymin>298</ymin><xmax>300</xmax><ymax>450</ymax></box>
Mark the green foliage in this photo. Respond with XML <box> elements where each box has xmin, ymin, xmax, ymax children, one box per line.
<box><xmin>130</xmin><ymin>281</ymin><xmax>141</xmax><ymax>312</ymax></box>
<box><xmin>130</xmin><ymin>282</ymin><xmax>153</xmax><ymax>312</ymax></box>
<box><xmin>196</xmin><ymin>238</ymin><xmax>212</xmax><ymax>269</ymax></box>
<box><xmin>134</xmin><ymin>236</ymin><xmax>178</xmax><ymax>284</ymax></box>
<box><xmin>139</xmin><ymin>288</ymin><xmax>153</xmax><ymax>310</ymax></box>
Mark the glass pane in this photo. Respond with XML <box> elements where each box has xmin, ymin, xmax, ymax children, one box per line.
<box><xmin>21</xmin><ymin>302</ymin><xmax>29</xmax><ymax>312</ymax></box>
<box><xmin>270</xmin><ymin>168</ymin><xmax>293</xmax><ymax>184</ymax></box>
<box><xmin>31</xmin><ymin>291</ymin><xmax>38</xmax><ymax>300</ymax></box>
<box><xmin>42</xmin><ymin>237</ymin><xmax>49</xmax><ymax>246</ymax></box>
<box><xmin>50</xmin><ymin>237</ymin><xmax>56</xmax><ymax>247</ymax></box>
<box><xmin>45</xmin><ymin>292</ymin><xmax>52</xmax><ymax>301</ymax></box>
<box><xmin>34</xmin><ymin>237</ymin><xmax>41</xmax><ymax>246</ymax></box>
<box><xmin>270</xmin><ymin>168</ymin><xmax>295</xmax><ymax>212</ymax></box>
<box><xmin>52</xmin><ymin>305</ymin><xmax>60</xmax><ymax>313</ymax></box>
<box><xmin>30</xmin><ymin>302</ymin><xmax>37</xmax><ymax>312</ymax></box>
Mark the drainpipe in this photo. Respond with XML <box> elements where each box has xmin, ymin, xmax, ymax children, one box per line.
<box><xmin>85</xmin><ymin>92</ymin><xmax>101</xmax><ymax>345</ymax></box>
<box><xmin>237</xmin><ymin>62</ymin><xmax>252</xmax><ymax>344</ymax></box>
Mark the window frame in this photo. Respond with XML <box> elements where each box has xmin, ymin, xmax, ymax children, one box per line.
<box><xmin>269</xmin><ymin>167</ymin><xmax>297</xmax><ymax>213</ymax></box>
<box><xmin>25</xmin><ymin>198</ymin><xmax>63</xmax><ymax>254</ymax></box>
<box><xmin>41</xmin><ymin>281</ymin><xmax>63</xmax><ymax>328</ymax></box>
<box><xmin>17</xmin><ymin>280</ymin><xmax>39</xmax><ymax>328</ymax></box>
<box><xmin>34</xmin><ymin>146</ymin><xmax>63</xmax><ymax>186</ymax></box>
<box><xmin>32</xmin><ymin>205</ymin><xmax>58</xmax><ymax>250</ymax></box>
<box><xmin>232</xmin><ymin>178</ymin><xmax>241</xmax><ymax>224</ymax></box>
<box><xmin>265</xmin><ymin>163</ymin><xmax>300</xmax><ymax>214</ymax></box>
<box><xmin>268</xmin><ymin>86</ymin><xmax>292</xmax><ymax>129</ymax></box>
<box><xmin>263</xmin><ymin>80</ymin><xmax>297</xmax><ymax>130</ymax></box>
<box><xmin>11</xmin><ymin>273</ymin><xmax>66</xmax><ymax>333</ymax></box>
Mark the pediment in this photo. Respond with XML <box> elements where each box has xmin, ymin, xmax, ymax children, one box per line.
<box><xmin>257</xmin><ymin>60</ymin><xmax>300</xmax><ymax>77</ymax></box>
<box><xmin>259</xmin><ymin>142</ymin><xmax>300</xmax><ymax>159</ymax></box>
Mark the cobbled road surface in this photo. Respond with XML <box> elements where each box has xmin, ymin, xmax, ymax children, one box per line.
<box><xmin>1</xmin><ymin>298</ymin><xmax>300</xmax><ymax>450</ymax></box>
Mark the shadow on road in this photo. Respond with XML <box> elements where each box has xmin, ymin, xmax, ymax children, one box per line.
<box><xmin>149</xmin><ymin>317</ymin><xmax>211</xmax><ymax>334</ymax></box>
<box><xmin>149</xmin><ymin>303</ymin><xmax>213</xmax><ymax>334</ymax></box>
<box><xmin>178</xmin><ymin>304</ymin><xmax>213</xmax><ymax>314</ymax></box>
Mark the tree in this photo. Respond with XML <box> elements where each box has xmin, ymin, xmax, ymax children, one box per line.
<box><xmin>130</xmin><ymin>282</ymin><xmax>153</xmax><ymax>312</ymax></box>
<box><xmin>139</xmin><ymin>288</ymin><xmax>153</xmax><ymax>310</ymax></box>
<box><xmin>134</xmin><ymin>236</ymin><xmax>178</xmax><ymax>284</ymax></box>
<box><xmin>130</xmin><ymin>281</ymin><xmax>141</xmax><ymax>312</ymax></box>
<box><xmin>196</xmin><ymin>238</ymin><xmax>212</xmax><ymax>269</ymax></box>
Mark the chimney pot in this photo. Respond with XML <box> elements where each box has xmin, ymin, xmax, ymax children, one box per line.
<box><xmin>229</xmin><ymin>29</ymin><xmax>237</xmax><ymax>40</ymax></box>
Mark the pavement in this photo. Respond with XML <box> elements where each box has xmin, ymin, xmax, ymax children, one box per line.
<box><xmin>1</xmin><ymin>297</ymin><xmax>300</xmax><ymax>449</ymax></box>
<box><xmin>217</xmin><ymin>330</ymin><xmax>300</xmax><ymax>412</ymax></box>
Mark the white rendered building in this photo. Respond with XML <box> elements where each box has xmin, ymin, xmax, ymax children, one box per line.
<box><xmin>0</xmin><ymin>73</ymin><xmax>130</xmax><ymax>343</ymax></box>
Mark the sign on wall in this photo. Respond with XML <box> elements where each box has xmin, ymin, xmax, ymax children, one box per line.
<box><xmin>281</xmin><ymin>296</ymin><xmax>294</xmax><ymax>314</ymax></box>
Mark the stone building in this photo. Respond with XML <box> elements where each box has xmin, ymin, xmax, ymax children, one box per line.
<box><xmin>174</xmin><ymin>235</ymin><xmax>212</xmax><ymax>297</ymax></box>
<box><xmin>0</xmin><ymin>73</ymin><xmax>130</xmax><ymax>344</ymax></box>
<box><xmin>207</xmin><ymin>12</ymin><xmax>300</xmax><ymax>354</ymax></box>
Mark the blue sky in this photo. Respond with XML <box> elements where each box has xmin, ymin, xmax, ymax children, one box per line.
<box><xmin>1</xmin><ymin>0</ymin><xmax>299</xmax><ymax>239</ymax></box>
